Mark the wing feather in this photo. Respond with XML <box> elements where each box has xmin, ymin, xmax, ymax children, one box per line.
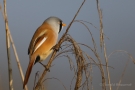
<box><xmin>28</xmin><ymin>27</ymin><xmax>47</xmax><ymax>55</ymax></box>
<box><xmin>28</xmin><ymin>22</ymin><xmax>53</xmax><ymax>55</ymax></box>
<box><xmin>33</xmin><ymin>36</ymin><xmax>47</xmax><ymax>53</ymax></box>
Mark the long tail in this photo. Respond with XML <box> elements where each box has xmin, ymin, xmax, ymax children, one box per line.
<box><xmin>23</xmin><ymin>57</ymin><xmax>35</xmax><ymax>89</ymax></box>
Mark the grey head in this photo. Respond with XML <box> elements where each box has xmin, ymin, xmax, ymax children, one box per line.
<box><xmin>43</xmin><ymin>16</ymin><xmax>63</xmax><ymax>33</ymax></box>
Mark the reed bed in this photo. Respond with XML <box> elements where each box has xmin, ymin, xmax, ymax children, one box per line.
<box><xmin>0</xmin><ymin>0</ymin><xmax>134</xmax><ymax>90</ymax></box>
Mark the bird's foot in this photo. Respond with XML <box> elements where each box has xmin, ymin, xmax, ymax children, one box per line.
<box><xmin>51</xmin><ymin>44</ymin><xmax>62</xmax><ymax>52</ymax></box>
<box><xmin>39</xmin><ymin>62</ymin><xmax>50</xmax><ymax>72</ymax></box>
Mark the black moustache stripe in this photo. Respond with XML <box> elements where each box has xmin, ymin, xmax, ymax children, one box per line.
<box><xmin>59</xmin><ymin>21</ymin><xmax>62</xmax><ymax>33</ymax></box>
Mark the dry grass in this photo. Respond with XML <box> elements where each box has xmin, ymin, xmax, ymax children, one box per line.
<box><xmin>34</xmin><ymin>0</ymin><xmax>109</xmax><ymax>90</ymax></box>
<box><xmin>0</xmin><ymin>0</ymin><xmax>28</xmax><ymax>90</ymax></box>
<box><xmin>34</xmin><ymin>0</ymin><xmax>86</xmax><ymax>89</ymax></box>
<box><xmin>0</xmin><ymin>0</ymin><xmax>135</xmax><ymax>90</ymax></box>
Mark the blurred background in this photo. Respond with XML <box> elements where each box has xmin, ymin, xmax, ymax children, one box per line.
<box><xmin>0</xmin><ymin>0</ymin><xmax>135</xmax><ymax>90</ymax></box>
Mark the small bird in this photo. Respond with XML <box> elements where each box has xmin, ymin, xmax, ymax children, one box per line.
<box><xmin>23</xmin><ymin>17</ymin><xmax>66</xmax><ymax>88</ymax></box>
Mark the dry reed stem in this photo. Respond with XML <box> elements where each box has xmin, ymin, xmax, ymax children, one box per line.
<box><xmin>75</xmin><ymin>16</ymin><xmax>107</xmax><ymax>90</ymax></box>
<box><xmin>96</xmin><ymin>0</ymin><xmax>112</xmax><ymax>90</ymax></box>
<box><xmin>57</xmin><ymin>41</ymin><xmax>115</xmax><ymax>89</ymax></box>
<box><xmin>33</xmin><ymin>71</ymin><xmax>40</xmax><ymax>90</ymax></box>
<box><xmin>74</xmin><ymin>20</ymin><xmax>109</xmax><ymax>40</ymax></box>
<box><xmin>42</xmin><ymin>77</ymin><xmax>67</xmax><ymax>90</ymax></box>
<box><xmin>72</xmin><ymin>20</ymin><xmax>101</xmax><ymax>70</ymax></box>
<box><xmin>0</xmin><ymin>2</ymin><xmax>28</xmax><ymax>90</ymax></box>
<box><xmin>81</xmin><ymin>61</ymin><xmax>91</xmax><ymax>90</ymax></box>
<box><xmin>59</xmin><ymin>35</ymin><xmax>88</xmax><ymax>90</ymax></box>
<box><xmin>66</xmin><ymin>55</ymin><xmax>74</xmax><ymax>70</ymax></box>
<box><xmin>108</xmin><ymin>50</ymin><xmax>135</xmax><ymax>90</ymax></box>
<box><xmin>74</xmin><ymin>20</ymin><xmax>97</xmax><ymax>51</ymax></box>
<box><xmin>65</xmin><ymin>35</ymin><xmax>85</xmax><ymax>90</ymax></box>
<box><xmin>56</xmin><ymin>41</ymin><xmax>114</xmax><ymax>89</ymax></box>
<box><xmin>65</xmin><ymin>36</ymin><xmax>98</xmax><ymax>90</ymax></box>
<box><xmin>56</xmin><ymin>54</ymin><xmax>77</xmax><ymax>75</ymax></box>
<box><xmin>89</xmin><ymin>61</ymin><xmax>93</xmax><ymax>90</ymax></box>
<box><xmin>78</xmin><ymin>41</ymin><xmax>106</xmax><ymax>90</ymax></box>
<box><xmin>55</xmin><ymin>54</ymin><xmax>74</xmax><ymax>70</ymax></box>
<box><xmin>116</xmin><ymin>59</ymin><xmax>130</xmax><ymax>90</ymax></box>
<box><xmin>75</xmin><ymin>15</ymin><xmax>107</xmax><ymax>90</ymax></box>
<box><xmin>54</xmin><ymin>49</ymin><xmax>73</xmax><ymax>60</ymax></box>
<box><xmin>9</xmin><ymin>30</ymin><xmax>28</xmax><ymax>90</ymax></box>
<box><xmin>35</xmin><ymin>0</ymin><xmax>86</xmax><ymax>89</ymax></box>
<box><xmin>108</xmin><ymin>50</ymin><xmax>135</xmax><ymax>64</ymax></box>
<box><xmin>3</xmin><ymin>0</ymin><xmax>14</xmax><ymax>90</ymax></box>
<box><xmin>96</xmin><ymin>0</ymin><xmax>104</xmax><ymax>49</ymax></box>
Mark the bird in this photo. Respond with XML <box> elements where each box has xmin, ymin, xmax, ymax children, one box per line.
<box><xmin>23</xmin><ymin>16</ymin><xmax>66</xmax><ymax>88</ymax></box>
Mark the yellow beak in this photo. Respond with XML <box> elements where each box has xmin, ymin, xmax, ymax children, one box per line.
<box><xmin>62</xmin><ymin>23</ymin><xmax>66</xmax><ymax>27</ymax></box>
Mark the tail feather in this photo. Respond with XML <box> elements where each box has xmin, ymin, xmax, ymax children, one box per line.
<box><xmin>23</xmin><ymin>58</ymin><xmax>35</xmax><ymax>89</ymax></box>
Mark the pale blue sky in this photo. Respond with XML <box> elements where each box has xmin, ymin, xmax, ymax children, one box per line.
<box><xmin>0</xmin><ymin>0</ymin><xmax>135</xmax><ymax>90</ymax></box>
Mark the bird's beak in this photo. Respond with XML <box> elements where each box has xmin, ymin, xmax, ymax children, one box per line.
<box><xmin>62</xmin><ymin>23</ymin><xmax>66</xmax><ymax>27</ymax></box>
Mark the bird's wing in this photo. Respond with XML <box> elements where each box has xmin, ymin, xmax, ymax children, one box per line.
<box><xmin>28</xmin><ymin>26</ymin><xmax>47</xmax><ymax>55</ymax></box>
<box><xmin>33</xmin><ymin>34</ymin><xmax>47</xmax><ymax>53</ymax></box>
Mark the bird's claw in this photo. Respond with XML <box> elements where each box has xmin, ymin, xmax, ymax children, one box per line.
<box><xmin>51</xmin><ymin>44</ymin><xmax>62</xmax><ymax>52</ymax></box>
<box><xmin>39</xmin><ymin>62</ymin><xmax>50</xmax><ymax>72</ymax></box>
